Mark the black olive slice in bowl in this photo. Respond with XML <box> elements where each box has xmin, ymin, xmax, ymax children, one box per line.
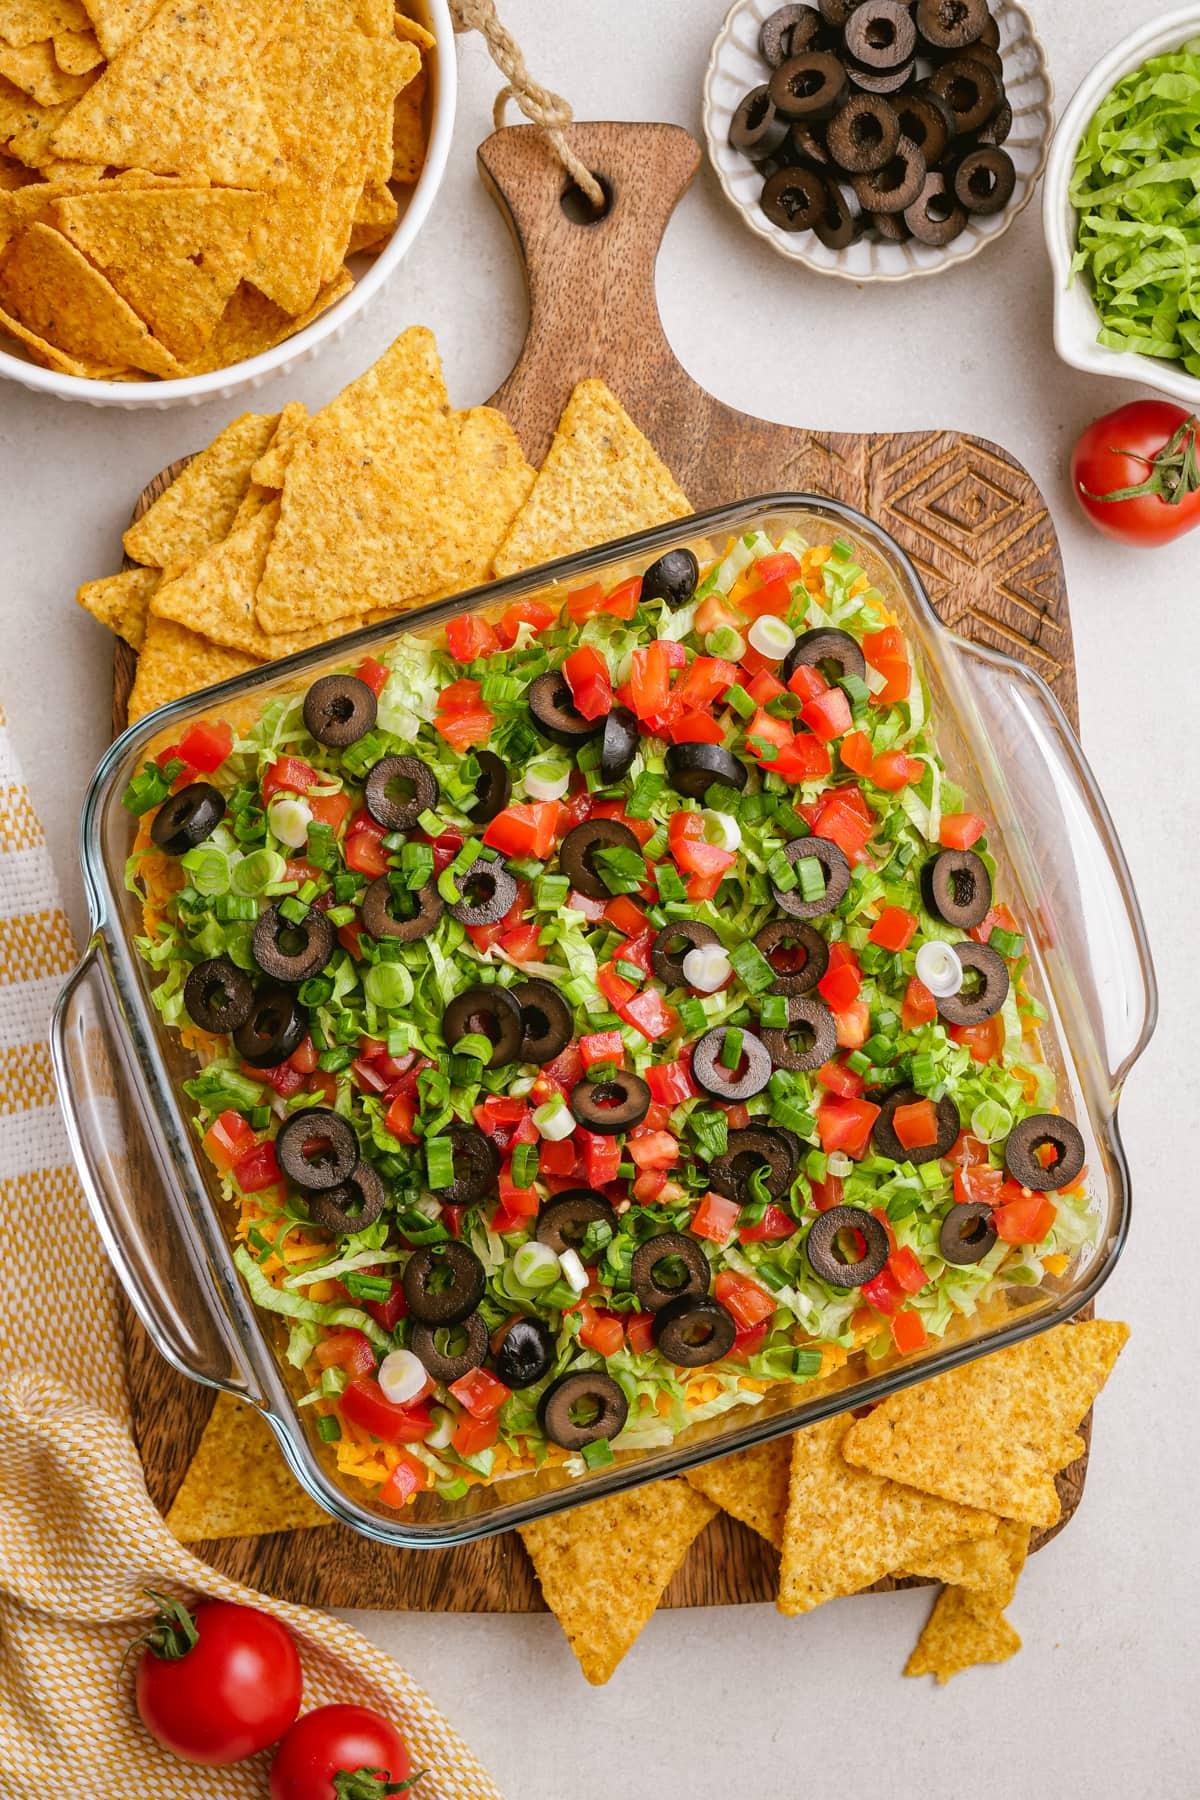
<box><xmin>772</xmin><ymin>835</ymin><xmax>852</xmax><ymax>919</ymax></box>
<box><xmin>710</xmin><ymin>1126</ymin><xmax>798</xmax><ymax>1204</ymax></box>
<box><xmin>252</xmin><ymin>902</ymin><xmax>334</xmax><ymax>985</ymax></box>
<box><xmin>805</xmin><ymin>1205</ymin><xmax>890</xmax><ymax>1287</ymax></box>
<box><xmin>761</xmin><ymin>162</ymin><xmax>829</xmax><ymax>232</ymax></box>
<box><xmin>150</xmin><ymin>782</ymin><xmax>225</xmax><ymax>855</ymax></box>
<box><xmin>630</xmin><ymin>1232</ymin><xmax>711</xmax><ymax>1313</ymax></box>
<box><xmin>762</xmin><ymin>994</ymin><xmax>838</xmax><ymax>1073</ymax></box>
<box><xmin>409</xmin><ymin>1313</ymin><xmax>488</xmax><ymax>1384</ymax></box>
<box><xmin>903</xmin><ymin>170</ymin><xmax>967</xmax><ymax>245</ymax></box>
<box><xmin>307</xmin><ymin>1163</ymin><xmax>386</xmax><ymax>1236</ymax></box>
<box><xmin>928</xmin><ymin>56</ymin><xmax>1001</xmax><ymax>134</ymax></box>
<box><xmin>443</xmin><ymin>983</ymin><xmax>524</xmax><ymax>1067</ymax></box>
<box><xmin>730</xmin><ymin>85</ymin><xmax>791</xmax><ymax>161</ymax></box>
<box><xmin>813</xmin><ymin>175</ymin><xmax>864</xmax><ymax>248</ymax></box>
<box><xmin>493</xmin><ymin>1316</ymin><xmax>555</xmax><ymax>1389</ymax></box>
<box><xmin>872</xmin><ymin>1086</ymin><xmax>960</xmax><ymax>1166</ymax></box>
<box><xmin>558</xmin><ymin>818</ymin><xmax>642</xmax><ymax>901</ymax></box>
<box><xmin>952</xmin><ymin>145</ymin><xmax>1015</xmax><ymax>216</ymax></box>
<box><xmin>232</xmin><ymin>986</ymin><xmax>307</xmax><ymax>1067</ymax></box>
<box><xmin>790</xmin><ymin>119</ymin><xmax>832</xmax><ymax>166</ymax></box>
<box><xmin>653</xmin><ymin>1296</ymin><xmax>737</xmax><ymax>1368</ymax></box>
<box><xmin>512</xmin><ymin>979</ymin><xmax>573</xmax><ymax>1062</ymax></box>
<box><xmin>538</xmin><ymin>1370</ymin><xmax>628</xmax><ymax>1450</ymax></box>
<box><xmin>642</xmin><ymin>546</ymin><xmax>699</xmax><ymax>608</ymax></box>
<box><xmin>895</xmin><ymin>88</ymin><xmax>954</xmax><ymax>164</ymax></box>
<box><xmin>469</xmin><ymin>749</ymin><xmax>512</xmax><ymax>825</ymax></box>
<box><xmin>818</xmin><ymin>0</ymin><xmax>857</xmax><ymax>23</ymax></box>
<box><xmin>827</xmin><ymin>91</ymin><xmax>900</xmax><ymax>173</ymax></box>
<box><xmin>1004</xmin><ymin>1114</ymin><xmax>1086</xmax><ymax>1193</ymax></box>
<box><xmin>601</xmin><ymin>707</ymin><xmax>639</xmax><ymax>784</ymax></box>
<box><xmin>782</xmin><ymin>627</ymin><xmax>867</xmax><ymax>687</ymax></box>
<box><xmin>760</xmin><ymin>2</ymin><xmax>825</xmax><ymax>66</ymax></box>
<box><xmin>692</xmin><ymin>1026</ymin><xmax>772</xmax><ymax>1102</ymax></box>
<box><xmin>651</xmin><ymin>919</ymin><xmax>720</xmax><ymax>989</ymax></box>
<box><xmin>535</xmin><ymin>1189</ymin><xmax>618</xmax><ymax>1259</ymax></box>
<box><xmin>527</xmin><ymin>669</ymin><xmax>602</xmax><ymax>749</ymax></box>
<box><xmin>870</xmin><ymin>208</ymin><xmax>911</xmax><ymax>242</ymax></box>
<box><xmin>754</xmin><ymin>919</ymin><xmax>829</xmax><ymax>996</ymax></box>
<box><xmin>974</xmin><ymin>100</ymin><xmax>1012</xmax><ymax>147</ymax></box>
<box><xmin>665</xmin><ymin>742</ymin><xmax>747</xmax><ymax>800</ymax></box>
<box><xmin>364</xmin><ymin>754</ymin><xmax>439</xmax><ymax>833</ymax></box>
<box><xmin>438</xmin><ymin>1124</ymin><xmax>502</xmax><ymax>1206</ymax></box>
<box><xmin>843</xmin><ymin>0</ymin><xmax>916</xmax><ymax>72</ymax></box>
<box><xmin>769</xmin><ymin>50</ymin><xmax>848</xmax><ymax>121</ymax></box>
<box><xmin>923</xmin><ymin>848</ymin><xmax>991</xmax><ymax>929</ymax></box>
<box><xmin>939</xmin><ymin>1202</ymin><xmax>997</xmax><ymax>1266</ymax></box>
<box><xmin>569</xmin><ymin>1072</ymin><xmax>651</xmax><ymax>1136</ymax></box>
<box><xmin>916</xmin><ymin>0</ymin><xmax>989</xmax><ymax>52</ymax></box>
<box><xmin>447</xmin><ymin>857</ymin><xmax>517</xmax><ymax>927</ymax></box>
<box><xmin>183</xmin><ymin>956</ymin><xmax>254</xmax><ymax>1034</ymax></box>
<box><xmin>936</xmin><ymin>942</ymin><xmax>1009</xmax><ymax>1025</ymax></box>
<box><xmin>402</xmin><ymin>1240</ymin><xmax>486</xmax><ymax>1326</ymax></box>
<box><xmin>847</xmin><ymin>60</ymin><xmax>915</xmax><ymax>99</ymax></box>
<box><xmin>852</xmin><ymin>136</ymin><xmax>926</xmax><ymax>213</ymax></box>
<box><xmin>276</xmin><ymin>1107</ymin><xmax>360</xmax><ymax>1191</ymax></box>
<box><xmin>302</xmin><ymin>673</ymin><xmax>377</xmax><ymax>748</ymax></box>
<box><xmin>360</xmin><ymin>876</ymin><xmax>444</xmax><ymax>944</ymax></box>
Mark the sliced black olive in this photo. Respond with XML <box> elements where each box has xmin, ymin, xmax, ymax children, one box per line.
<box><xmin>558</xmin><ymin>818</ymin><xmax>642</xmax><ymax>901</ymax></box>
<box><xmin>512</xmin><ymin>979</ymin><xmax>573</xmax><ymax>1062</ymax></box>
<box><xmin>730</xmin><ymin>85</ymin><xmax>790</xmax><ymax>161</ymax></box>
<box><xmin>903</xmin><ymin>169</ymin><xmax>967</xmax><ymax>244</ymax></box>
<box><xmin>150</xmin><ymin>782</ymin><xmax>225</xmax><ymax>855</ymax></box>
<box><xmin>539</xmin><ymin>1370</ymin><xmax>628</xmax><ymax>1450</ymax></box>
<box><xmin>852</xmin><ymin>135</ymin><xmax>926</xmax><ymax>212</ymax></box>
<box><xmin>183</xmin><ymin>956</ymin><xmax>254</xmax><ymax>1034</ymax></box>
<box><xmin>443</xmin><ymin>983</ymin><xmax>524</xmax><ymax>1067</ymax></box>
<box><xmin>928</xmin><ymin>56</ymin><xmax>1001</xmax><ymax>133</ymax></box>
<box><xmin>710</xmin><ymin>1126</ymin><xmax>798</xmax><ymax>1204</ymax></box>
<box><xmin>651</xmin><ymin>919</ymin><xmax>721</xmax><ymax>989</ymax></box>
<box><xmin>692</xmin><ymin>1026</ymin><xmax>772</xmax><ymax>1102</ymax></box>
<box><xmin>600</xmin><ymin>706</ymin><xmax>639</xmax><ymax>784</ymax></box>
<box><xmin>813</xmin><ymin>174</ymin><xmax>864</xmax><ymax>247</ymax></box>
<box><xmin>772</xmin><ymin>835</ymin><xmax>852</xmax><ymax>919</ymax></box>
<box><xmin>642</xmin><ymin>546</ymin><xmax>699</xmax><ymax>608</ymax></box>
<box><xmin>789</xmin><ymin>119</ymin><xmax>832</xmax><ymax>166</ymax></box>
<box><xmin>410</xmin><ymin>1313</ymin><xmax>488</xmax><ymax>1383</ymax></box>
<box><xmin>630</xmin><ymin>1232</ymin><xmax>711</xmax><ymax>1313</ymax></box>
<box><xmin>952</xmin><ymin>145</ymin><xmax>1015</xmax><ymax>214</ymax></box>
<box><xmin>769</xmin><ymin>51</ymin><xmax>848</xmax><ymax>121</ymax></box>
<box><xmin>232</xmin><ymin>986</ymin><xmax>307</xmax><ymax>1067</ymax></box>
<box><xmin>438</xmin><ymin>1124</ymin><xmax>501</xmax><ymax>1206</ymax></box>
<box><xmin>469</xmin><ymin>749</ymin><xmax>511</xmax><ymax>825</ymax></box>
<box><xmin>923</xmin><ymin>848</ymin><xmax>991</xmax><ymax>929</ymax></box>
<box><xmin>818</xmin><ymin>0</ymin><xmax>862</xmax><ymax>23</ymax></box>
<box><xmin>872</xmin><ymin>1086</ymin><xmax>960</xmax><ymax>1165</ymax></box>
<box><xmin>493</xmin><ymin>1316</ymin><xmax>555</xmax><ymax>1389</ymax></box>
<box><xmin>1004</xmin><ymin>1114</ymin><xmax>1086</xmax><ymax>1193</ymax></box>
<box><xmin>782</xmin><ymin>626</ymin><xmax>867</xmax><ymax>686</ymax></box>
<box><xmin>763</xmin><ymin>994</ymin><xmax>838</xmax><ymax>1072</ymax></box>
<box><xmin>916</xmin><ymin>0</ymin><xmax>989</xmax><ymax>51</ymax></box>
<box><xmin>252</xmin><ymin>902</ymin><xmax>334</xmax><ymax>985</ymax></box>
<box><xmin>364</xmin><ymin>754</ymin><xmax>439</xmax><ymax>833</ymax></box>
<box><xmin>654</xmin><ymin>1295</ymin><xmax>737</xmax><ymax>1368</ymax></box>
<box><xmin>761</xmin><ymin>161</ymin><xmax>829</xmax><ymax>232</ymax></box>
<box><xmin>755</xmin><ymin>919</ymin><xmax>830</xmax><ymax>996</ymax></box>
<box><xmin>805</xmin><ymin>1205</ymin><xmax>890</xmax><ymax>1286</ymax></box>
<box><xmin>939</xmin><ymin>1202</ymin><xmax>997</xmax><ymax>1266</ymax></box>
<box><xmin>276</xmin><ymin>1108</ymin><xmax>360</xmax><ymax>1191</ymax></box>
<box><xmin>848</xmin><ymin>59</ymin><xmax>915</xmax><ymax>97</ymax></box>
<box><xmin>403</xmin><ymin>1240</ymin><xmax>486</xmax><ymax>1326</ymax></box>
<box><xmin>307</xmin><ymin>1163</ymin><xmax>386</xmax><ymax>1235</ymax></box>
<box><xmin>827</xmin><ymin>92</ymin><xmax>900</xmax><ymax>172</ymax></box>
<box><xmin>665</xmin><ymin>742</ymin><xmax>747</xmax><ymax>800</ymax></box>
<box><xmin>302</xmin><ymin>673</ymin><xmax>377</xmax><ymax>748</ymax></box>
<box><xmin>447</xmin><ymin>857</ymin><xmax>517</xmax><ymax>927</ymax></box>
<box><xmin>974</xmin><ymin>100</ymin><xmax>1012</xmax><ymax>146</ymax></box>
<box><xmin>936</xmin><ymin>941</ymin><xmax>1009</xmax><ymax>1025</ymax></box>
<box><xmin>844</xmin><ymin>1</ymin><xmax>916</xmax><ymax>72</ymax></box>
<box><xmin>535</xmin><ymin>1189</ymin><xmax>617</xmax><ymax>1259</ymax></box>
<box><xmin>896</xmin><ymin>89</ymin><xmax>955</xmax><ymax>164</ymax></box>
<box><xmin>870</xmin><ymin>208</ymin><xmax>911</xmax><ymax>242</ymax></box>
<box><xmin>360</xmin><ymin>876</ymin><xmax>444</xmax><ymax>943</ymax></box>
<box><xmin>569</xmin><ymin>1071</ymin><xmax>651</xmax><ymax>1135</ymax></box>
<box><xmin>527</xmin><ymin>669</ymin><xmax>602</xmax><ymax>749</ymax></box>
<box><xmin>761</xmin><ymin>2</ymin><xmax>826</xmax><ymax>66</ymax></box>
<box><xmin>958</xmin><ymin>41</ymin><xmax>1003</xmax><ymax>79</ymax></box>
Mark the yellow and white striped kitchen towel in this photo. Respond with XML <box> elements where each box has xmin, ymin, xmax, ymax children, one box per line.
<box><xmin>0</xmin><ymin>703</ymin><xmax>504</xmax><ymax>1800</ymax></box>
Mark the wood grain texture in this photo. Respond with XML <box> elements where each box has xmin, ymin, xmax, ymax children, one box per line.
<box><xmin>114</xmin><ymin>120</ymin><xmax>1087</xmax><ymax>1610</ymax></box>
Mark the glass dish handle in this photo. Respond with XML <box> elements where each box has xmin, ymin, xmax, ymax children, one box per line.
<box><xmin>52</xmin><ymin>935</ymin><xmax>263</xmax><ymax>1403</ymax></box>
<box><xmin>948</xmin><ymin>637</ymin><xmax>1157</xmax><ymax>1098</ymax></box>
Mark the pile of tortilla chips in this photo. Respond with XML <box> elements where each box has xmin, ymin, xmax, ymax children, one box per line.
<box><xmin>0</xmin><ymin>0</ymin><xmax>434</xmax><ymax>379</ymax></box>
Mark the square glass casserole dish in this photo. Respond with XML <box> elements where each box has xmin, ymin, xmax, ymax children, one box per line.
<box><xmin>52</xmin><ymin>495</ymin><xmax>1156</xmax><ymax>1548</ymax></box>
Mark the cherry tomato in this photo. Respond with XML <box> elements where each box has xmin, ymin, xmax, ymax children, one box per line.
<box><xmin>269</xmin><ymin>1704</ymin><xmax>415</xmax><ymax>1800</ymax></box>
<box><xmin>133</xmin><ymin>1595</ymin><xmax>301</xmax><ymax>1766</ymax></box>
<box><xmin>1071</xmin><ymin>400</ymin><xmax>1200</xmax><ymax>546</ymax></box>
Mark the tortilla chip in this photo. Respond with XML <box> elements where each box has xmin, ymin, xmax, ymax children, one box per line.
<box><xmin>346</xmin><ymin>217</ymin><xmax>391</xmax><ymax>256</ymax></box>
<box><xmin>248</xmin><ymin>399</ymin><xmax>308</xmax><ymax>489</ymax></box>
<box><xmin>0</xmin><ymin>172</ymin><xmax>105</xmax><ymax>247</ymax></box>
<box><xmin>53</xmin><ymin>184</ymin><xmax>266</xmax><ymax>358</ymax></box>
<box><xmin>393</xmin><ymin>8</ymin><xmax>434</xmax><ymax>51</ymax></box>
<box><xmin>0</xmin><ymin>83</ymin><xmax>76</xmax><ymax>165</ymax></box>
<box><xmin>0</xmin><ymin>147</ymin><xmax>33</xmax><ymax>183</ymax></box>
<box><xmin>0</xmin><ymin>296</ymin><xmax>127</xmax><ymax>371</ymax></box>
<box><xmin>904</xmin><ymin>1517</ymin><xmax>1030</xmax><ymax>1605</ymax></box>
<box><xmin>76</xmin><ymin>564</ymin><xmax>158</xmax><ymax>647</ymax></box>
<box><xmin>841</xmin><ymin>1320</ymin><xmax>1129</xmax><ymax>1530</ymax></box>
<box><xmin>0</xmin><ymin>0</ymin><xmax>88</xmax><ymax>46</ymax></box>
<box><xmin>166</xmin><ymin>1392</ymin><xmax>330</xmax><ymax>1541</ymax></box>
<box><xmin>428</xmin><ymin>404</ymin><xmax>538</xmax><ymax>590</ymax></box>
<box><xmin>123</xmin><ymin>410</ymin><xmax>278</xmax><ymax>567</ymax></box>
<box><xmin>127</xmin><ymin>612</ymin><xmax>258</xmax><ymax>722</ymax></box>
<box><xmin>686</xmin><ymin>1435</ymin><xmax>792</xmax><ymax>1550</ymax></box>
<box><xmin>353</xmin><ymin>177</ymin><xmax>396</xmax><ymax>230</ymax></box>
<box><xmin>520</xmin><ymin>1481</ymin><xmax>717</xmax><ymax>1685</ymax></box>
<box><xmin>78</xmin><ymin>0</ymin><xmax>156</xmax><ymax>58</ymax></box>
<box><xmin>53</xmin><ymin>25</ymin><xmax>103</xmax><ymax>71</ymax></box>
<box><xmin>50</xmin><ymin>0</ymin><xmax>282</xmax><ymax>185</ymax></box>
<box><xmin>0</xmin><ymin>39</ymin><xmax>95</xmax><ymax>102</ymax></box>
<box><xmin>493</xmin><ymin>379</ymin><xmax>692</xmax><ymax>577</ymax></box>
<box><xmin>905</xmin><ymin>1586</ymin><xmax>1022</xmax><ymax>1683</ymax></box>
<box><xmin>0</xmin><ymin>220</ymin><xmax>179</xmax><ymax>372</ymax></box>
<box><xmin>390</xmin><ymin>79</ymin><xmax>424</xmax><ymax>184</ymax></box>
<box><xmin>777</xmin><ymin>1414</ymin><xmax>996</xmax><ymax>1617</ymax></box>
<box><xmin>172</xmin><ymin>269</ymin><xmax>351</xmax><ymax>376</ymax></box>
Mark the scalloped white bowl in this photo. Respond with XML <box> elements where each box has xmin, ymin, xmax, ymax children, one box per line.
<box><xmin>703</xmin><ymin>0</ymin><xmax>1053</xmax><ymax>282</ymax></box>
<box><xmin>0</xmin><ymin>0</ymin><xmax>456</xmax><ymax>410</ymax></box>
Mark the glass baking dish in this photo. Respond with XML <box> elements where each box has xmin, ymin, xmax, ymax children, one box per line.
<box><xmin>52</xmin><ymin>495</ymin><xmax>1156</xmax><ymax>1549</ymax></box>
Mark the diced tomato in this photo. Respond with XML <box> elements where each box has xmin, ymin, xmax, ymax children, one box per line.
<box><xmin>449</xmin><ymin>1367</ymin><xmax>511</xmax><ymax>1420</ymax></box>
<box><xmin>446</xmin><ymin>614</ymin><xmax>500</xmax><ymax>662</ymax></box>
<box><xmin>810</xmin><ymin>1173</ymin><xmax>843</xmax><ymax>1212</ymax></box>
<box><xmin>940</xmin><ymin>812</ymin><xmax>987</xmax><ymax>851</ymax></box>
<box><xmin>953</xmin><ymin>1163</ymin><xmax>1004</xmax><ymax>1208</ymax></box>
<box><xmin>695</xmin><ymin>596</ymin><xmax>742</xmax><ymax>635</ymax></box>
<box><xmin>345</xmin><ymin>819</ymin><xmax>390</xmax><ymax>878</ymax></box>
<box><xmin>632</xmin><ymin>1168</ymin><xmax>668</xmax><ymax>1204</ymax></box>
<box><xmin>601</xmin><ymin>895</ymin><xmax>646</xmax><ymax>939</ymax></box>
<box><xmin>745</xmin><ymin>706</ymin><xmax>791</xmax><ymax>754</ymax></box>
<box><xmin>626</xmin><ymin>1313</ymin><xmax>656</xmax><ymax>1355</ymax></box>
<box><xmin>816</xmin><ymin>1096</ymin><xmax>880</xmax><ymax>1159</ymax></box>
<box><xmin>383</xmin><ymin>1091</ymin><xmax>418</xmax><ymax>1144</ymax></box>
<box><xmin>340</xmin><ymin>1378</ymin><xmax>430</xmax><ymax>1444</ymax></box>
<box><xmin>579</xmin><ymin>1030</ymin><xmax>624</xmax><ymax>1071</ymax></box>
<box><xmin>861</xmin><ymin>1267</ymin><xmax>904</xmax><ymax>1316</ymax></box>
<box><xmin>714</xmin><ymin>1268</ymin><xmax>775</xmax><ymax>1329</ymax></box>
<box><xmin>786</xmin><ymin>663</ymin><xmax>828</xmax><ymax>703</ymax></box>
<box><xmin>863</xmin><ymin>626</ymin><xmax>904</xmax><ymax>664</ymax></box>
<box><xmin>969</xmin><ymin>901</ymin><xmax>1019</xmax><ymax>946</ymax></box>
<box><xmin>354</xmin><ymin>656</ymin><xmax>388</xmax><ymax>696</ymax></box>
<box><xmin>950</xmin><ymin>1016</ymin><xmax>1004</xmax><ymax>1064</ymax></box>
<box><xmin>563</xmin><ymin>646</ymin><xmax>613</xmax><ymax>721</ymax></box>
<box><xmin>890</xmin><ymin>1309</ymin><xmax>928</xmax><ymax>1354</ymax></box>
<box><xmin>364</xmin><ymin>1278</ymin><xmax>406</xmax><ymax>1333</ymax></box>
<box><xmin>178</xmin><ymin>718</ymin><xmax>232</xmax><ymax>774</ymax></box>
<box><xmin>539</xmin><ymin>1136</ymin><xmax>580</xmax><ymax>1178</ymax></box>
<box><xmin>870</xmin><ymin>751</ymin><xmax>922</xmax><ymax>791</ymax></box>
<box><xmin>307</xmin><ymin>790</ymin><xmax>352</xmax><ymax>834</ymax></box>
<box><xmin>668</xmin><ymin>811</ymin><xmax>737</xmax><ymax>881</ymax></box>
<box><xmin>862</xmin><ymin>628</ymin><xmax>911</xmax><ymax>706</ymax></box>
<box><xmin>888</xmin><ymin>1245</ymin><xmax>928</xmax><ymax>1294</ymax></box>
<box><xmin>565</xmin><ymin>582</ymin><xmax>607</xmax><ymax>623</ymax></box>
<box><xmin>628</xmin><ymin>642</ymin><xmax>672</xmax><ymax>720</ymax></box>
<box><xmin>566</xmin><ymin>888</ymin><xmax>607</xmax><ymax>923</ymax></box>
<box><xmin>812</xmin><ymin>793</ymin><xmax>873</xmax><ymax>862</ymax></box>
<box><xmin>729</xmin><ymin>1320</ymin><xmax>769</xmax><ymax>1359</ymax></box>
<box><xmin>581</xmin><ymin>1130</ymin><xmax>621</xmax><ymax>1187</ymax></box>
<box><xmin>993</xmin><ymin>1191</ymin><xmax>1057</xmax><ymax>1244</ymax></box>
<box><xmin>315</xmin><ymin>1329</ymin><xmax>376</xmax><ymax>1379</ymax></box>
<box><xmin>873</xmin><ymin>658</ymin><xmax>912</xmax><ymax>706</ymax></box>
<box><xmin>892</xmin><ymin>1099</ymin><xmax>939</xmax><ymax>1151</ymax></box>
<box><xmin>435</xmin><ymin>707</ymin><xmax>493</xmax><ymax>752</ymax></box>
<box><xmin>603</xmin><ymin>576</ymin><xmax>644</xmax><ymax>618</ymax></box>
<box><xmin>202</xmin><ymin>1109</ymin><xmax>255</xmax><ymax>1172</ymax></box>
<box><xmin>626</xmin><ymin>1130</ymin><xmax>679</xmax><ymax>1170</ymax></box>
<box><xmin>577</xmin><ymin>1304</ymin><xmax>625</xmax><ymax>1358</ymax></box>
<box><xmin>737</xmin><ymin>575</ymin><xmax>789</xmax><ymax>622</ymax></box>
<box><xmin>947</xmin><ymin>1133</ymin><xmax>989</xmax><ymax>1169</ymax></box>
<box><xmin>818</xmin><ymin>961</ymin><xmax>862</xmax><ymax>1012</ymax></box>
<box><xmin>645</xmin><ymin>1056</ymin><xmax>698</xmax><ymax>1106</ymax></box>
<box><xmin>154</xmin><ymin>742</ymin><xmax>184</xmax><ymax>769</ymax></box>
<box><xmin>620</xmin><ymin>988</ymin><xmax>678</xmax><ymax>1042</ymax></box>
<box><xmin>498</xmin><ymin>923</ymin><xmax>543</xmax><ymax>962</ymax></box>
<box><xmin>451</xmin><ymin>1415</ymin><xmax>499</xmax><ymax>1457</ymax></box>
<box><xmin>683</xmin><ymin>868</ymin><xmax>723</xmax><ymax>903</ymax></box>
<box><xmin>835</xmin><ymin>1001</ymin><xmax>871</xmax><ymax>1050</ymax></box>
<box><xmin>742</xmin><ymin>670</ymin><xmax>784</xmax><ymax>708</ymax></box>
<box><xmin>286</xmin><ymin>1035</ymin><xmax>318</xmax><ymax>1075</ymax></box>
<box><xmin>801</xmin><ymin>687</ymin><xmax>853</xmax><ymax>741</ymax></box>
<box><xmin>839</xmin><ymin>730</ymin><xmax>874</xmax><ymax>774</ymax></box>
<box><xmin>753</xmin><ymin>550</ymin><xmax>803</xmax><ymax>586</ymax></box>
<box><xmin>483</xmin><ymin>801</ymin><xmax>560</xmax><ymax>861</ymax></box>
<box><xmin>306</xmin><ymin>1070</ymin><xmax>339</xmax><ymax>1105</ymax></box>
<box><xmin>590</xmin><ymin>799</ymin><xmax>655</xmax><ymax>847</ymax></box>
<box><xmin>901</xmin><ymin>976</ymin><xmax>937</xmax><ymax>1031</ymax></box>
<box><xmin>378</xmin><ymin>1455</ymin><xmax>424</xmax><ymax>1508</ymax></box>
<box><xmin>670</xmin><ymin>709</ymin><xmax>725</xmax><ymax>746</ymax></box>
<box><xmin>233</xmin><ymin>1141</ymin><xmax>282</xmax><ymax>1193</ymax></box>
<box><xmin>262</xmin><ymin>756</ymin><xmax>319</xmax><ymax>800</ymax></box>
<box><xmin>497</xmin><ymin>1165</ymin><xmax>539</xmax><ymax>1219</ymax></box>
<box><xmin>256</xmin><ymin>1060</ymin><xmax>304</xmax><ymax>1098</ymax></box>
<box><xmin>677</xmin><ymin>655</ymin><xmax>739</xmax><ymax>709</ymax></box>
<box><xmin>816</xmin><ymin>1059</ymin><xmax>864</xmax><ymax>1099</ymax></box>
<box><xmin>772</xmin><ymin>734</ymin><xmax>833</xmax><ymax>784</ymax></box>
<box><xmin>738</xmin><ymin>1204</ymin><xmax>796</xmax><ymax>1243</ymax></box>
<box><xmin>869</xmin><ymin>905</ymin><xmax>918</xmax><ymax>953</ymax></box>
<box><xmin>691</xmin><ymin>1191</ymin><xmax>741</xmax><ymax>1243</ymax></box>
<box><xmin>496</xmin><ymin>598</ymin><xmax>556</xmax><ymax>648</ymax></box>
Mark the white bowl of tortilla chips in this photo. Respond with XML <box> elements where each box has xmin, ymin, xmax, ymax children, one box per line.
<box><xmin>0</xmin><ymin>0</ymin><xmax>454</xmax><ymax>406</ymax></box>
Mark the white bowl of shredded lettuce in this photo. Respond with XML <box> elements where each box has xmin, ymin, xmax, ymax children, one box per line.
<box><xmin>1044</xmin><ymin>7</ymin><xmax>1200</xmax><ymax>401</ymax></box>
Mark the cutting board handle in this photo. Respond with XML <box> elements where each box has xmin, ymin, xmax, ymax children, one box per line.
<box><xmin>479</xmin><ymin>121</ymin><xmax>702</xmax><ymax>464</ymax></box>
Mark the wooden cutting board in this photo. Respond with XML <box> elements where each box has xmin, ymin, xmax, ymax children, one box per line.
<box><xmin>114</xmin><ymin>122</ymin><xmax>1089</xmax><ymax>1610</ymax></box>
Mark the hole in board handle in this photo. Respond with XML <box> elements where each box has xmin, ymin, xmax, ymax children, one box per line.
<box><xmin>560</xmin><ymin>173</ymin><xmax>614</xmax><ymax>224</ymax></box>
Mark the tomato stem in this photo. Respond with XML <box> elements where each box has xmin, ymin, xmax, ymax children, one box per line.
<box><xmin>1082</xmin><ymin>413</ymin><xmax>1200</xmax><ymax>507</ymax></box>
<box><xmin>121</xmin><ymin>1590</ymin><xmax>199</xmax><ymax>1673</ymax></box>
<box><xmin>332</xmin><ymin>1770</ymin><xmax>424</xmax><ymax>1798</ymax></box>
